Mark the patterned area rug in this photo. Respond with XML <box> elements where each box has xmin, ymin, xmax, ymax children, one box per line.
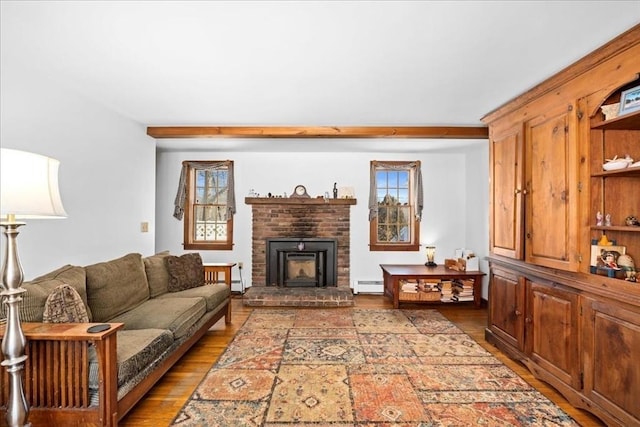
<box><xmin>172</xmin><ymin>308</ymin><xmax>578</xmax><ymax>426</ymax></box>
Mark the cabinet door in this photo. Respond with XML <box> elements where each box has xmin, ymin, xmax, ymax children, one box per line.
<box><xmin>525</xmin><ymin>279</ymin><xmax>580</xmax><ymax>389</ymax></box>
<box><xmin>489</xmin><ymin>124</ymin><xmax>524</xmax><ymax>259</ymax></box>
<box><xmin>524</xmin><ymin>103</ymin><xmax>580</xmax><ymax>271</ymax></box>
<box><xmin>583</xmin><ymin>298</ymin><xmax>640</xmax><ymax>425</ymax></box>
<box><xmin>488</xmin><ymin>266</ymin><xmax>525</xmax><ymax>351</ymax></box>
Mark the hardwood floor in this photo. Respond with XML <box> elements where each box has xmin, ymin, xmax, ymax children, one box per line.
<box><xmin>120</xmin><ymin>294</ymin><xmax>605</xmax><ymax>426</ymax></box>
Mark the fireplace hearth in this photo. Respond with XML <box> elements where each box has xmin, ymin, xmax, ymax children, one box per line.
<box><xmin>266</xmin><ymin>238</ymin><xmax>337</xmax><ymax>287</ymax></box>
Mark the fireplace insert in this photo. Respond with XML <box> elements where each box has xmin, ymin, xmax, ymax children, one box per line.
<box><xmin>266</xmin><ymin>238</ymin><xmax>337</xmax><ymax>287</ymax></box>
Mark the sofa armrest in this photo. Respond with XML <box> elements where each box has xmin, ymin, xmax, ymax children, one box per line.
<box><xmin>0</xmin><ymin>322</ymin><xmax>124</xmax><ymax>427</ymax></box>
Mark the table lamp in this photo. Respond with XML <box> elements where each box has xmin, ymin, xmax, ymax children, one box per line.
<box><xmin>1</xmin><ymin>148</ymin><xmax>67</xmax><ymax>427</ymax></box>
<box><xmin>425</xmin><ymin>245</ymin><xmax>437</xmax><ymax>267</ymax></box>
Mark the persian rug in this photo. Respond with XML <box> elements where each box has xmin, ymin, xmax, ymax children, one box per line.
<box><xmin>172</xmin><ymin>308</ymin><xmax>579</xmax><ymax>426</ymax></box>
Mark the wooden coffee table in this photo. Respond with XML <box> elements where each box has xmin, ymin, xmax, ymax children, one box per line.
<box><xmin>380</xmin><ymin>264</ymin><xmax>485</xmax><ymax>308</ymax></box>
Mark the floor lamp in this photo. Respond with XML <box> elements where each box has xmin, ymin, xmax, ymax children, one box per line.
<box><xmin>0</xmin><ymin>148</ymin><xmax>67</xmax><ymax>427</ymax></box>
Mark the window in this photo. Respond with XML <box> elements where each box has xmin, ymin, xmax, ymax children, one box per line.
<box><xmin>369</xmin><ymin>160</ymin><xmax>422</xmax><ymax>251</ymax></box>
<box><xmin>175</xmin><ymin>161</ymin><xmax>236</xmax><ymax>250</ymax></box>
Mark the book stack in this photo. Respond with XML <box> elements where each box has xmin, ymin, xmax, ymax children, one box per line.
<box><xmin>438</xmin><ymin>280</ymin><xmax>454</xmax><ymax>302</ymax></box>
<box><xmin>400</xmin><ymin>280</ymin><xmax>418</xmax><ymax>293</ymax></box>
<box><xmin>452</xmin><ymin>279</ymin><xmax>474</xmax><ymax>302</ymax></box>
<box><xmin>417</xmin><ymin>278</ymin><xmax>440</xmax><ymax>292</ymax></box>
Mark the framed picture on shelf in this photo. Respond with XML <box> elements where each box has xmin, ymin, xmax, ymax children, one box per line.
<box><xmin>590</xmin><ymin>244</ymin><xmax>626</xmax><ymax>267</ymax></box>
<box><xmin>618</xmin><ymin>85</ymin><xmax>640</xmax><ymax>116</ymax></box>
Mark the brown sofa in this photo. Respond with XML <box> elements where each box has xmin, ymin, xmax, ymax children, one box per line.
<box><xmin>0</xmin><ymin>251</ymin><xmax>231</xmax><ymax>426</ymax></box>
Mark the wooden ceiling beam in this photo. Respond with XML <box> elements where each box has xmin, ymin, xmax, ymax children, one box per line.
<box><xmin>146</xmin><ymin>126</ymin><xmax>488</xmax><ymax>139</ymax></box>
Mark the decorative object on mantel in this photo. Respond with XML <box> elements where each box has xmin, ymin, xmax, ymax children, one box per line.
<box><xmin>600</xmin><ymin>102</ymin><xmax>620</xmax><ymax>120</ymax></box>
<box><xmin>626</xmin><ymin>215</ymin><xmax>640</xmax><ymax>226</ymax></box>
<box><xmin>290</xmin><ymin>185</ymin><xmax>310</xmax><ymax>198</ymax></box>
<box><xmin>338</xmin><ymin>186</ymin><xmax>355</xmax><ymax>199</ymax></box>
<box><xmin>618</xmin><ymin>84</ymin><xmax>640</xmax><ymax>116</ymax></box>
<box><xmin>333</xmin><ymin>183</ymin><xmax>338</xmax><ymax>199</ymax></box>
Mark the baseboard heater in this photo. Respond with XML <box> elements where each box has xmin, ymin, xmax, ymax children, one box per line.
<box><xmin>351</xmin><ymin>280</ymin><xmax>383</xmax><ymax>294</ymax></box>
<box><xmin>230</xmin><ymin>279</ymin><xmax>246</xmax><ymax>293</ymax></box>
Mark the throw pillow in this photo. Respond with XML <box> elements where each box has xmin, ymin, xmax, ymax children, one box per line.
<box><xmin>43</xmin><ymin>284</ymin><xmax>90</xmax><ymax>323</ymax></box>
<box><xmin>165</xmin><ymin>253</ymin><xmax>205</xmax><ymax>292</ymax></box>
<box><xmin>85</xmin><ymin>253</ymin><xmax>150</xmax><ymax>322</ymax></box>
<box><xmin>0</xmin><ymin>265</ymin><xmax>91</xmax><ymax>322</ymax></box>
<box><xmin>143</xmin><ymin>250</ymin><xmax>171</xmax><ymax>298</ymax></box>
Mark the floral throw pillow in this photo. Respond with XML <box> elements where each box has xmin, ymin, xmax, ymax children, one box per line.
<box><xmin>165</xmin><ymin>253</ymin><xmax>205</xmax><ymax>292</ymax></box>
<box><xmin>43</xmin><ymin>284</ymin><xmax>90</xmax><ymax>323</ymax></box>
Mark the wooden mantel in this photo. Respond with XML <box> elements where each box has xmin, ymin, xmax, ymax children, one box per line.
<box><xmin>245</xmin><ymin>197</ymin><xmax>357</xmax><ymax>205</ymax></box>
<box><xmin>147</xmin><ymin>126</ymin><xmax>488</xmax><ymax>139</ymax></box>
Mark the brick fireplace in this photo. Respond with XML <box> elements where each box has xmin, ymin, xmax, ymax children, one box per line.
<box><xmin>245</xmin><ymin>197</ymin><xmax>357</xmax><ymax>289</ymax></box>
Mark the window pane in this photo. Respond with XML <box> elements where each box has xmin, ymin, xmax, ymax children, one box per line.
<box><xmin>397</xmin><ymin>189</ymin><xmax>408</xmax><ymax>204</ymax></box>
<box><xmin>188</xmin><ymin>163</ymin><xmax>232</xmax><ymax>246</ymax></box>
<box><xmin>371</xmin><ymin>162</ymin><xmax>418</xmax><ymax>248</ymax></box>
<box><xmin>398</xmin><ymin>171</ymin><xmax>409</xmax><ymax>188</ymax></box>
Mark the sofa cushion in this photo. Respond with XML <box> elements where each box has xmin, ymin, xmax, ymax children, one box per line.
<box><xmin>89</xmin><ymin>328</ymin><xmax>174</xmax><ymax>394</ymax></box>
<box><xmin>108</xmin><ymin>297</ymin><xmax>206</xmax><ymax>340</ymax></box>
<box><xmin>143</xmin><ymin>251</ymin><xmax>171</xmax><ymax>298</ymax></box>
<box><xmin>0</xmin><ymin>265</ymin><xmax>91</xmax><ymax>322</ymax></box>
<box><xmin>85</xmin><ymin>253</ymin><xmax>150</xmax><ymax>322</ymax></box>
<box><xmin>165</xmin><ymin>253</ymin><xmax>205</xmax><ymax>292</ymax></box>
<box><xmin>42</xmin><ymin>284</ymin><xmax>90</xmax><ymax>323</ymax></box>
<box><xmin>157</xmin><ymin>283</ymin><xmax>230</xmax><ymax>312</ymax></box>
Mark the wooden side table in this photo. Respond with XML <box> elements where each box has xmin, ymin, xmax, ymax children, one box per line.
<box><xmin>203</xmin><ymin>263</ymin><xmax>237</xmax><ymax>287</ymax></box>
<box><xmin>380</xmin><ymin>264</ymin><xmax>485</xmax><ymax>308</ymax></box>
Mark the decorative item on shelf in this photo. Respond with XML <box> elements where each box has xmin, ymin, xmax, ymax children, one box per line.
<box><xmin>596</xmin><ymin>211</ymin><xmax>603</xmax><ymax>226</ymax></box>
<box><xmin>625</xmin><ymin>215</ymin><xmax>640</xmax><ymax>226</ymax></box>
<box><xmin>425</xmin><ymin>245</ymin><xmax>437</xmax><ymax>267</ymax></box>
<box><xmin>1</xmin><ymin>148</ymin><xmax>68</xmax><ymax>427</ymax></box>
<box><xmin>605</xmin><ymin>213</ymin><xmax>612</xmax><ymax>227</ymax></box>
<box><xmin>617</xmin><ymin>254</ymin><xmax>637</xmax><ymax>282</ymax></box>
<box><xmin>600</xmin><ymin>102</ymin><xmax>620</xmax><ymax>120</ymax></box>
<box><xmin>333</xmin><ymin>183</ymin><xmax>338</xmax><ymax>199</ymax></box>
<box><xmin>597</xmin><ymin>234</ymin><xmax>613</xmax><ymax>246</ymax></box>
<box><xmin>599</xmin><ymin>250</ymin><xmax>622</xmax><ymax>270</ymax></box>
<box><xmin>602</xmin><ymin>155</ymin><xmax>632</xmax><ymax>171</ymax></box>
<box><xmin>618</xmin><ymin>84</ymin><xmax>640</xmax><ymax>116</ymax></box>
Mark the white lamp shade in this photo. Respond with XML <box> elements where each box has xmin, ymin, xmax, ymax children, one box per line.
<box><xmin>1</xmin><ymin>148</ymin><xmax>68</xmax><ymax>219</ymax></box>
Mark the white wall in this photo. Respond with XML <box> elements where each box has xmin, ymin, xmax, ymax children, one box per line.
<box><xmin>0</xmin><ymin>69</ymin><xmax>156</xmax><ymax>279</ymax></box>
<box><xmin>156</xmin><ymin>145</ymin><xmax>490</xmax><ymax>295</ymax></box>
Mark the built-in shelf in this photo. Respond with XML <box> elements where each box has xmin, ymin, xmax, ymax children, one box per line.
<box><xmin>591</xmin><ymin>225</ymin><xmax>640</xmax><ymax>232</ymax></box>
<box><xmin>245</xmin><ymin>197</ymin><xmax>357</xmax><ymax>205</ymax></box>
<box><xmin>590</xmin><ymin>166</ymin><xmax>640</xmax><ymax>177</ymax></box>
<box><xmin>591</xmin><ymin>109</ymin><xmax>640</xmax><ymax>130</ymax></box>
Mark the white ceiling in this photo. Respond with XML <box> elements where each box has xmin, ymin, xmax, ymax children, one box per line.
<box><xmin>1</xmin><ymin>1</ymin><xmax>639</xmax><ymax>152</ymax></box>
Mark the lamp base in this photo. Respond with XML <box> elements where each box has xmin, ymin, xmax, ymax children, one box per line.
<box><xmin>425</xmin><ymin>261</ymin><xmax>437</xmax><ymax>267</ymax></box>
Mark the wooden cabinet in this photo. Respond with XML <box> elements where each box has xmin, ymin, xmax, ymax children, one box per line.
<box><xmin>525</xmin><ymin>280</ymin><xmax>580</xmax><ymax>390</ymax></box>
<box><xmin>524</xmin><ymin>103</ymin><xmax>581</xmax><ymax>271</ymax></box>
<box><xmin>487</xmin><ymin>100</ymin><xmax>581</xmax><ymax>271</ymax></box>
<box><xmin>484</xmin><ymin>25</ymin><xmax>640</xmax><ymax>427</ymax></box>
<box><xmin>488</xmin><ymin>266</ymin><xmax>524</xmax><ymax>352</ymax></box>
<box><xmin>489</xmin><ymin>124</ymin><xmax>524</xmax><ymax>259</ymax></box>
<box><xmin>583</xmin><ymin>298</ymin><xmax>640</xmax><ymax>426</ymax></box>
